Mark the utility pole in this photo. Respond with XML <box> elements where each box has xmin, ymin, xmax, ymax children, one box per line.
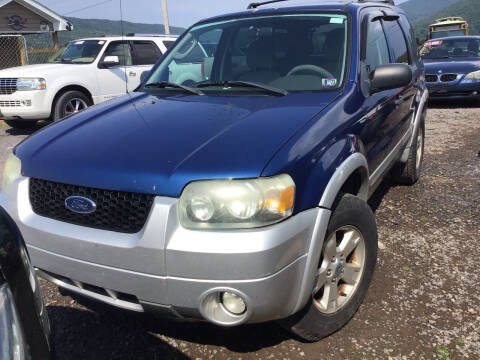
<box><xmin>162</xmin><ymin>0</ymin><xmax>170</xmax><ymax>35</ymax></box>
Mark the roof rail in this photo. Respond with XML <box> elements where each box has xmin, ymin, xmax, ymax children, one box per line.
<box><xmin>125</xmin><ymin>33</ymin><xmax>177</xmax><ymax>37</ymax></box>
<box><xmin>247</xmin><ymin>0</ymin><xmax>289</xmax><ymax>10</ymax></box>
<box><xmin>356</xmin><ymin>0</ymin><xmax>395</xmax><ymax>5</ymax></box>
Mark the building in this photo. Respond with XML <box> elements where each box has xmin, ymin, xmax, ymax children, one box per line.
<box><xmin>0</xmin><ymin>0</ymin><xmax>72</xmax><ymax>69</ymax></box>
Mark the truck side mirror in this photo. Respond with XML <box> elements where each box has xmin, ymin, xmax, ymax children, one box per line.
<box><xmin>140</xmin><ymin>71</ymin><xmax>150</xmax><ymax>83</ymax></box>
<box><xmin>370</xmin><ymin>64</ymin><xmax>413</xmax><ymax>94</ymax></box>
<box><xmin>101</xmin><ymin>56</ymin><xmax>120</xmax><ymax>68</ymax></box>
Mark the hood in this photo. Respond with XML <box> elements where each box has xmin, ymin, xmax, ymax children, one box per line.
<box><xmin>0</xmin><ymin>63</ymin><xmax>85</xmax><ymax>78</ymax></box>
<box><xmin>16</xmin><ymin>91</ymin><xmax>338</xmax><ymax>197</ymax></box>
<box><xmin>423</xmin><ymin>58</ymin><xmax>480</xmax><ymax>75</ymax></box>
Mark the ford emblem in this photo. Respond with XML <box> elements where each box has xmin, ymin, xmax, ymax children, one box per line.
<box><xmin>65</xmin><ymin>196</ymin><xmax>96</xmax><ymax>214</ymax></box>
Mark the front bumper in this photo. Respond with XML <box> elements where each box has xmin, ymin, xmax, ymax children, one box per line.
<box><xmin>0</xmin><ymin>177</ymin><xmax>331</xmax><ymax>325</ymax></box>
<box><xmin>0</xmin><ymin>91</ymin><xmax>51</xmax><ymax>120</ymax></box>
<box><xmin>426</xmin><ymin>79</ymin><xmax>480</xmax><ymax>100</ymax></box>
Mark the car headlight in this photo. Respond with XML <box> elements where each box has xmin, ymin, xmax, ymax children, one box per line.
<box><xmin>179</xmin><ymin>174</ymin><xmax>295</xmax><ymax>230</ymax></box>
<box><xmin>463</xmin><ymin>70</ymin><xmax>480</xmax><ymax>82</ymax></box>
<box><xmin>0</xmin><ymin>284</ymin><xmax>27</xmax><ymax>360</ymax></box>
<box><xmin>16</xmin><ymin>78</ymin><xmax>46</xmax><ymax>91</ymax></box>
<box><xmin>2</xmin><ymin>153</ymin><xmax>22</xmax><ymax>195</ymax></box>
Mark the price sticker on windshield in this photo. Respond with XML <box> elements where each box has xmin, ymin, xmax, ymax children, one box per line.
<box><xmin>425</xmin><ymin>40</ymin><xmax>443</xmax><ymax>47</ymax></box>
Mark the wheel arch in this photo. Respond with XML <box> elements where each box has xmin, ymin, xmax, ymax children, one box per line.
<box><xmin>319</xmin><ymin>152</ymin><xmax>370</xmax><ymax>209</ymax></box>
<box><xmin>50</xmin><ymin>84</ymin><xmax>94</xmax><ymax>117</ymax></box>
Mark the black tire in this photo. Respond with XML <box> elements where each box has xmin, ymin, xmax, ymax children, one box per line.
<box><xmin>4</xmin><ymin>120</ymin><xmax>38</xmax><ymax>129</ymax></box>
<box><xmin>392</xmin><ymin>110</ymin><xmax>426</xmax><ymax>185</ymax></box>
<box><xmin>52</xmin><ymin>90</ymin><xmax>91</xmax><ymax>121</ymax></box>
<box><xmin>281</xmin><ymin>194</ymin><xmax>378</xmax><ymax>342</ymax></box>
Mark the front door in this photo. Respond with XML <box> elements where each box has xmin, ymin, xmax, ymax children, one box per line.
<box><xmin>96</xmin><ymin>41</ymin><xmax>130</xmax><ymax>102</ymax></box>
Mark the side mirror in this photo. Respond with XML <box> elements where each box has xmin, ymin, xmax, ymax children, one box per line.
<box><xmin>101</xmin><ymin>55</ymin><xmax>120</xmax><ymax>68</ymax></box>
<box><xmin>140</xmin><ymin>70</ymin><xmax>150</xmax><ymax>83</ymax></box>
<box><xmin>370</xmin><ymin>64</ymin><xmax>413</xmax><ymax>94</ymax></box>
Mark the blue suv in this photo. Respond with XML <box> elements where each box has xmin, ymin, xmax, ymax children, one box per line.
<box><xmin>1</xmin><ymin>0</ymin><xmax>427</xmax><ymax>341</ymax></box>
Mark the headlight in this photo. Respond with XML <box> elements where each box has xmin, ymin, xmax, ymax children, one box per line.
<box><xmin>16</xmin><ymin>78</ymin><xmax>46</xmax><ymax>91</ymax></box>
<box><xmin>2</xmin><ymin>153</ymin><xmax>22</xmax><ymax>195</ymax></box>
<box><xmin>463</xmin><ymin>70</ymin><xmax>480</xmax><ymax>81</ymax></box>
<box><xmin>179</xmin><ymin>174</ymin><xmax>295</xmax><ymax>230</ymax></box>
<box><xmin>0</xmin><ymin>284</ymin><xmax>27</xmax><ymax>360</ymax></box>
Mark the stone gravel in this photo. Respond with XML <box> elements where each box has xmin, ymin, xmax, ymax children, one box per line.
<box><xmin>0</xmin><ymin>99</ymin><xmax>478</xmax><ymax>360</ymax></box>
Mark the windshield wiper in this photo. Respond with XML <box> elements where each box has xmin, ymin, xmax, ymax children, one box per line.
<box><xmin>56</xmin><ymin>59</ymin><xmax>73</xmax><ymax>63</ymax></box>
<box><xmin>144</xmin><ymin>81</ymin><xmax>204</xmax><ymax>96</ymax></box>
<box><xmin>198</xmin><ymin>81</ymin><xmax>288</xmax><ymax>96</ymax></box>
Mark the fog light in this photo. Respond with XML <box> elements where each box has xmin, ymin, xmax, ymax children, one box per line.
<box><xmin>221</xmin><ymin>292</ymin><xmax>246</xmax><ymax>315</ymax></box>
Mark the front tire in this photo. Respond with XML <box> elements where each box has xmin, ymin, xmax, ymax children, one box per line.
<box><xmin>281</xmin><ymin>194</ymin><xmax>378</xmax><ymax>342</ymax></box>
<box><xmin>52</xmin><ymin>90</ymin><xmax>91</xmax><ymax>121</ymax></box>
<box><xmin>4</xmin><ymin>120</ymin><xmax>38</xmax><ymax>129</ymax></box>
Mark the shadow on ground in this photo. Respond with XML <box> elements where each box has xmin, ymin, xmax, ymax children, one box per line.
<box><xmin>4</xmin><ymin>120</ymin><xmax>49</xmax><ymax>136</ymax></box>
<box><xmin>49</xmin><ymin>293</ymin><xmax>290</xmax><ymax>360</ymax></box>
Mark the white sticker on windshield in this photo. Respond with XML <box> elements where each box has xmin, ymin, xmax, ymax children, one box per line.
<box><xmin>74</xmin><ymin>41</ymin><xmax>85</xmax><ymax>45</ymax></box>
<box><xmin>330</xmin><ymin>17</ymin><xmax>344</xmax><ymax>24</ymax></box>
<box><xmin>322</xmin><ymin>78</ymin><xmax>337</xmax><ymax>87</ymax></box>
<box><xmin>98</xmin><ymin>41</ymin><xmax>105</xmax><ymax>45</ymax></box>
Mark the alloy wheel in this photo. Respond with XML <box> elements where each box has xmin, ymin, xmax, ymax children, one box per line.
<box><xmin>313</xmin><ymin>226</ymin><xmax>366</xmax><ymax>314</ymax></box>
<box><xmin>64</xmin><ymin>98</ymin><xmax>88</xmax><ymax>116</ymax></box>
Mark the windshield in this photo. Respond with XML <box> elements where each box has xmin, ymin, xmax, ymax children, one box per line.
<box><xmin>421</xmin><ymin>38</ymin><xmax>480</xmax><ymax>59</ymax></box>
<box><xmin>431</xmin><ymin>30</ymin><xmax>466</xmax><ymax>39</ymax></box>
<box><xmin>55</xmin><ymin>40</ymin><xmax>106</xmax><ymax>64</ymax></box>
<box><xmin>144</xmin><ymin>13</ymin><xmax>348</xmax><ymax>93</ymax></box>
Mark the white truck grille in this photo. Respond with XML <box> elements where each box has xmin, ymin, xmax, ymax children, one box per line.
<box><xmin>0</xmin><ymin>78</ymin><xmax>18</xmax><ymax>95</ymax></box>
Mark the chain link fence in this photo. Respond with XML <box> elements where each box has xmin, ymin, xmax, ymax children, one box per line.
<box><xmin>0</xmin><ymin>33</ymin><xmax>64</xmax><ymax>70</ymax></box>
<box><xmin>0</xmin><ymin>35</ymin><xmax>27</xmax><ymax>70</ymax></box>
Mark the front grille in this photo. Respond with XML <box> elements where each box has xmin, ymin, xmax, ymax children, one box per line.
<box><xmin>0</xmin><ymin>78</ymin><xmax>17</xmax><ymax>95</ymax></box>
<box><xmin>425</xmin><ymin>75</ymin><xmax>438</xmax><ymax>83</ymax></box>
<box><xmin>440</xmin><ymin>74</ymin><xmax>458</xmax><ymax>82</ymax></box>
<box><xmin>29</xmin><ymin>178</ymin><xmax>155</xmax><ymax>234</ymax></box>
<box><xmin>0</xmin><ymin>100</ymin><xmax>30</xmax><ymax>107</ymax></box>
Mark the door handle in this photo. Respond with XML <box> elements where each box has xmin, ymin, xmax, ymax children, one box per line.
<box><xmin>129</xmin><ymin>71</ymin><xmax>136</xmax><ymax>76</ymax></box>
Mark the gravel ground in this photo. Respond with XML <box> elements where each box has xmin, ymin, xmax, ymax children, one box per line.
<box><xmin>0</xmin><ymin>99</ymin><xmax>479</xmax><ymax>360</ymax></box>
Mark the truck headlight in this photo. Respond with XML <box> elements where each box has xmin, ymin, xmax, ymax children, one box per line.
<box><xmin>2</xmin><ymin>153</ymin><xmax>22</xmax><ymax>195</ymax></box>
<box><xmin>17</xmin><ymin>78</ymin><xmax>46</xmax><ymax>91</ymax></box>
<box><xmin>463</xmin><ymin>71</ymin><xmax>480</xmax><ymax>82</ymax></box>
<box><xmin>179</xmin><ymin>174</ymin><xmax>295</xmax><ymax>230</ymax></box>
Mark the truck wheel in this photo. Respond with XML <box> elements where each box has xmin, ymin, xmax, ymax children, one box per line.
<box><xmin>4</xmin><ymin>120</ymin><xmax>38</xmax><ymax>129</ymax></box>
<box><xmin>281</xmin><ymin>194</ymin><xmax>378</xmax><ymax>342</ymax></box>
<box><xmin>392</xmin><ymin>115</ymin><xmax>425</xmax><ymax>185</ymax></box>
<box><xmin>53</xmin><ymin>90</ymin><xmax>91</xmax><ymax>121</ymax></box>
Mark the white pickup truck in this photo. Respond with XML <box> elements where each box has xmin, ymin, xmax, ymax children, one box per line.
<box><xmin>0</xmin><ymin>34</ymin><xmax>178</xmax><ymax>129</ymax></box>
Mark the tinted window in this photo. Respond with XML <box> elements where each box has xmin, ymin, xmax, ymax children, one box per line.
<box><xmin>103</xmin><ymin>41</ymin><xmax>132</xmax><ymax>66</ymax></box>
<box><xmin>366</xmin><ymin>20</ymin><xmax>390</xmax><ymax>75</ymax></box>
<box><xmin>131</xmin><ymin>41</ymin><xmax>161</xmax><ymax>65</ymax></box>
<box><xmin>383</xmin><ymin>21</ymin><xmax>410</xmax><ymax>64</ymax></box>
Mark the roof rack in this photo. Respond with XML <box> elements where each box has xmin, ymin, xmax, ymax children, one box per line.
<box><xmin>125</xmin><ymin>33</ymin><xmax>177</xmax><ymax>37</ymax></box>
<box><xmin>356</xmin><ymin>0</ymin><xmax>395</xmax><ymax>5</ymax></box>
<box><xmin>247</xmin><ymin>0</ymin><xmax>289</xmax><ymax>10</ymax></box>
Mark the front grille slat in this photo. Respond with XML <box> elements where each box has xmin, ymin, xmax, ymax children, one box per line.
<box><xmin>440</xmin><ymin>74</ymin><xmax>458</xmax><ymax>82</ymax></box>
<box><xmin>0</xmin><ymin>78</ymin><xmax>18</xmax><ymax>95</ymax></box>
<box><xmin>29</xmin><ymin>178</ymin><xmax>155</xmax><ymax>234</ymax></box>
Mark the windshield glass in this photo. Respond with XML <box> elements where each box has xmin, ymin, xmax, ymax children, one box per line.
<box><xmin>420</xmin><ymin>38</ymin><xmax>480</xmax><ymax>59</ymax></box>
<box><xmin>55</xmin><ymin>40</ymin><xmax>106</xmax><ymax>64</ymax></box>
<box><xmin>144</xmin><ymin>13</ymin><xmax>348</xmax><ymax>93</ymax></box>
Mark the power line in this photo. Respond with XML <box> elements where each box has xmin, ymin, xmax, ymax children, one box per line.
<box><xmin>63</xmin><ymin>0</ymin><xmax>115</xmax><ymax>16</ymax></box>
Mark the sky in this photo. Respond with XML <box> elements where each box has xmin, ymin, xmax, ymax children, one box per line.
<box><xmin>37</xmin><ymin>0</ymin><xmax>409</xmax><ymax>28</ymax></box>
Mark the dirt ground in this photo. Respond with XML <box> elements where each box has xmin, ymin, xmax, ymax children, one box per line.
<box><xmin>0</xmin><ymin>99</ymin><xmax>479</xmax><ymax>360</ymax></box>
